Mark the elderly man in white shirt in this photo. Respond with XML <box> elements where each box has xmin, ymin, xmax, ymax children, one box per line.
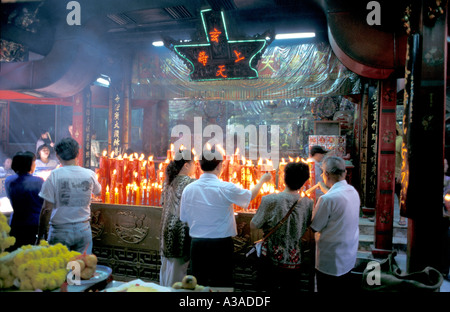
<box><xmin>180</xmin><ymin>150</ymin><xmax>272</xmax><ymax>287</ymax></box>
<box><xmin>310</xmin><ymin>156</ymin><xmax>360</xmax><ymax>292</ymax></box>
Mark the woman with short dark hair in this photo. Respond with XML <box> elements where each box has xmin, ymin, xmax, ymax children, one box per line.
<box><xmin>5</xmin><ymin>151</ymin><xmax>44</xmax><ymax>250</ymax></box>
<box><xmin>250</xmin><ymin>161</ymin><xmax>314</xmax><ymax>291</ymax></box>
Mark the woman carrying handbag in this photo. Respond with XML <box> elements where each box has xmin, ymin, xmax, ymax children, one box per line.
<box><xmin>250</xmin><ymin>162</ymin><xmax>314</xmax><ymax>292</ymax></box>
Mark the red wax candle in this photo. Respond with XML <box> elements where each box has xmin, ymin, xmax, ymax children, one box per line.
<box><xmin>147</xmin><ymin>156</ymin><xmax>156</xmax><ymax>183</ymax></box>
<box><xmin>100</xmin><ymin>177</ymin><xmax>106</xmax><ymax>203</ymax></box>
<box><xmin>110</xmin><ymin>169</ymin><xmax>117</xmax><ymax>198</ymax></box>
<box><xmin>115</xmin><ymin>155</ymin><xmax>123</xmax><ymax>184</ymax></box>
<box><xmin>99</xmin><ymin>151</ymin><xmax>110</xmax><ymax>186</ymax></box>
<box><xmin>134</xmin><ymin>157</ymin><xmax>141</xmax><ymax>184</ymax></box>
<box><xmin>143</xmin><ymin>185</ymin><xmax>147</xmax><ymax>205</ymax></box>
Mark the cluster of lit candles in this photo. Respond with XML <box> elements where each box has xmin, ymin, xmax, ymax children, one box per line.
<box><xmin>96</xmin><ymin>144</ymin><xmax>317</xmax><ymax>211</ymax></box>
<box><xmin>222</xmin><ymin>149</ymin><xmax>316</xmax><ymax>212</ymax></box>
<box><xmin>96</xmin><ymin>151</ymin><xmax>164</xmax><ymax>206</ymax></box>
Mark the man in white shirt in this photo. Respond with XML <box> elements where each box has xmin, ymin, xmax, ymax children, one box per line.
<box><xmin>180</xmin><ymin>150</ymin><xmax>272</xmax><ymax>287</ymax></box>
<box><xmin>310</xmin><ymin>156</ymin><xmax>360</xmax><ymax>292</ymax></box>
<box><xmin>38</xmin><ymin>137</ymin><xmax>101</xmax><ymax>254</ymax></box>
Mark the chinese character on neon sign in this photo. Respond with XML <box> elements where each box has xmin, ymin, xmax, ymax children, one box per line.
<box><xmin>198</xmin><ymin>51</ymin><xmax>209</xmax><ymax>66</ymax></box>
<box><xmin>209</xmin><ymin>28</ymin><xmax>222</xmax><ymax>43</ymax></box>
<box><xmin>216</xmin><ymin>65</ymin><xmax>227</xmax><ymax>78</ymax></box>
<box><xmin>165</xmin><ymin>9</ymin><xmax>273</xmax><ymax>81</ymax></box>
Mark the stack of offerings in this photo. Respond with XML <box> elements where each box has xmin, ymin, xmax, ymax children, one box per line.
<box><xmin>0</xmin><ymin>240</ymin><xmax>81</xmax><ymax>291</ymax></box>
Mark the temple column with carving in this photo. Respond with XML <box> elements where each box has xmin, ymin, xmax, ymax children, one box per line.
<box><xmin>359</xmin><ymin>80</ymin><xmax>378</xmax><ymax>215</ymax></box>
<box><xmin>372</xmin><ymin>78</ymin><xmax>397</xmax><ymax>257</ymax></box>
<box><xmin>72</xmin><ymin>87</ymin><xmax>92</xmax><ymax>167</ymax></box>
<box><xmin>72</xmin><ymin>91</ymin><xmax>84</xmax><ymax>166</ymax></box>
<box><xmin>401</xmin><ymin>1</ymin><xmax>447</xmax><ymax>273</ymax></box>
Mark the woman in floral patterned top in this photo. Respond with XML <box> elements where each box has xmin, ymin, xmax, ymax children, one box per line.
<box><xmin>159</xmin><ymin>149</ymin><xmax>196</xmax><ymax>287</ymax></box>
<box><xmin>250</xmin><ymin>161</ymin><xmax>313</xmax><ymax>291</ymax></box>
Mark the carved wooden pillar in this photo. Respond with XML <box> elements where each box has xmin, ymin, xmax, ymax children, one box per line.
<box><xmin>122</xmin><ymin>81</ymin><xmax>131</xmax><ymax>154</ymax></box>
<box><xmin>401</xmin><ymin>1</ymin><xmax>447</xmax><ymax>273</ymax></box>
<box><xmin>360</xmin><ymin>80</ymin><xmax>378</xmax><ymax>214</ymax></box>
<box><xmin>107</xmin><ymin>54</ymin><xmax>132</xmax><ymax>156</ymax></box>
<box><xmin>72</xmin><ymin>88</ymin><xmax>92</xmax><ymax>167</ymax></box>
<box><xmin>73</xmin><ymin>92</ymin><xmax>84</xmax><ymax>166</ymax></box>
<box><xmin>108</xmin><ymin>86</ymin><xmax>124</xmax><ymax>157</ymax></box>
<box><xmin>372</xmin><ymin>78</ymin><xmax>397</xmax><ymax>258</ymax></box>
<box><xmin>83</xmin><ymin>87</ymin><xmax>92</xmax><ymax>168</ymax></box>
<box><xmin>351</xmin><ymin>97</ymin><xmax>362</xmax><ymax>197</ymax></box>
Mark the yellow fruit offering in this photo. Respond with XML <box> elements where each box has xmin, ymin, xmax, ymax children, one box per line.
<box><xmin>69</xmin><ymin>253</ymin><xmax>98</xmax><ymax>280</ymax></box>
<box><xmin>84</xmin><ymin>254</ymin><xmax>98</xmax><ymax>268</ymax></box>
<box><xmin>0</xmin><ymin>213</ymin><xmax>15</xmax><ymax>252</ymax></box>
<box><xmin>181</xmin><ymin>275</ymin><xmax>197</xmax><ymax>290</ymax></box>
<box><xmin>0</xmin><ymin>241</ymin><xmax>81</xmax><ymax>291</ymax></box>
<box><xmin>80</xmin><ymin>266</ymin><xmax>96</xmax><ymax>280</ymax></box>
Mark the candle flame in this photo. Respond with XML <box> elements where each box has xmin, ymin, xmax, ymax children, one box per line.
<box><xmin>216</xmin><ymin>144</ymin><xmax>226</xmax><ymax>156</ymax></box>
<box><xmin>206</xmin><ymin>142</ymin><xmax>212</xmax><ymax>151</ymax></box>
<box><xmin>110</xmin><ymin>151</ymin><xmax>115</xmax><ymax>158</ymax></box>
<box><xmin>124</xmin><ymin>153</ymin><xmax>128</xmax><ymax>158</ymax></box>
<box><xmin>115</xmin><ymin>187</ymin><xmax>118</xmax><ymax>193</ymax></box>
<box><xmin>134</xmin><ymin>152</ymin><xmax>138</xmax><ymax>159</ymax></box>
<box><xmin>180</xmin><ymin>144</ymin><xmax>185</xmax><ymax>151</ymax></box>
<box><xmin>118</xmin><ymin>155</ymin><xmax>123</xmax><ymax>160</ymax></box>
<box><xmin>445</xmin><ymin>194</ymin><xmax>450</xmax><ymax>201</ymax></box>
<box><xmin>235</xmin><ymin>148</ymin><xmax>239</xmax><ymax>155</ymax></box>
<box><xmin>148</xmin><ymin>155</ymin><xmax>153</xmax><ymax>161</ymax></box>
<box><xmin>102</xmin><ymin>150</ymin><xmax>107</xmax><ymax>157</ymax></box>
<box><xmin>170</xmin><ymin>143</ymin><xmax>174</xmax><ymax>151</ymax></box>
<box><xmin>139</xmin><ymin>153</ymin><xmax>145</xmax><ymax>161</ymax></box>
<box><xmin>106</xmin><ymin>185</ymin><xmax>109</xmax><ymax>192</ymax></box>
<box><xmin>113</xmin><ymin>169</ymin><xmax>117</xmax><ymax>175</ymax></box>
<box><xmin>134</xmin><ymin>171</ymin><xmax>138</xmax><ymax>177</ymax></box>
<box><xmin>289</xmin><ymin>156</ymin><xmax>294</xmax><ymax>162</ymax></box>
<box><xmin>192</xmin><ymin>148</ymin><xmax>196</xmax><ymax>155</ymax></box>
<box><xmin>158</xmin><ymin>163</ymin><xmax>163</xmax><ymax>170</ymax></box>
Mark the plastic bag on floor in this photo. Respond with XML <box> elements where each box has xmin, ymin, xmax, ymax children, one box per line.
<box><xmin>361</xmin><ymin>251</ymin><xmax>443</xmax><ymax>292</ymax></box>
